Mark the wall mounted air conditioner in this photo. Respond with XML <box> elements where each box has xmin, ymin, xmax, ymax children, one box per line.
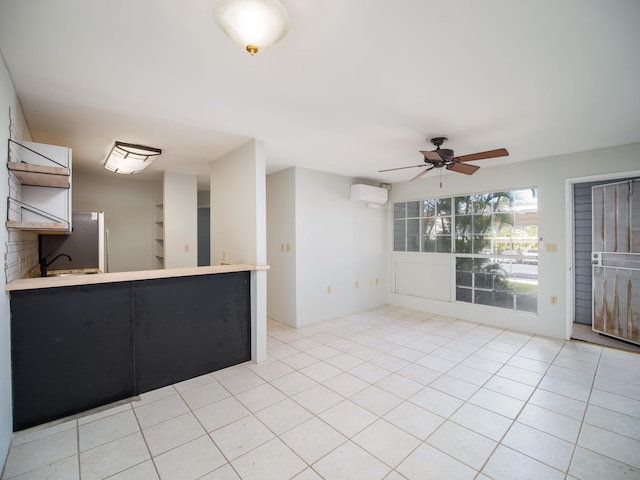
<box><xmin>350</xmin><ymin>184</ymin><xmax>388</xmax><ymax>206</ymax></box>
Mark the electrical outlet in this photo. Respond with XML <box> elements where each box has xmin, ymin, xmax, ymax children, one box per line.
<box><xmin>327</xmin><ymin>286</ymin><xmax>331</xmax><ymax>294</ymax></box>
<box><xmin>375</xmin><ymin>278</ymin><xmax>379</xmax><ymax>285</ymax></box>
<box><xmin>550</xmin><ymin>295</ymin><xmax>558</xmax><ymax>305</ymax></box>
<box><xmin>355</xmin><ymin>281</ymin><xmax>359</xmax><ymax>288</ymax></box>
<box><xmin>281</xmin><ymin>243</ymin><xmax>285</xmax><ymax>252</ymax></box>
<box><xmin>369</xmin><ymin>278</ymin><xmax>373</xmax><ymax>286</ymax></box>
<box><xmin>184</xmin><ymin>244</ymin><xmax>189</xmax><ymax>252</ymax></box>
<box><xmin>286</xmin><ymin>243</ymin><xmax>291</xmax><ymax>252</ymax></box>
<box><xmin>546</xmin><ymin>243</ymin><xmax>558</xmax><ymax>253</ymax></box>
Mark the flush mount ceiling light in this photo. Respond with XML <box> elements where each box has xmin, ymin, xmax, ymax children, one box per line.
<box><xmin>103</xmin><ymin>141</ymin><xmax>162</xmax><ymax>175</ymax></box>
<box><xmin>212</xmin><ymin>0</ymin><xmax>289</xmax><ymax>56</ymax></box>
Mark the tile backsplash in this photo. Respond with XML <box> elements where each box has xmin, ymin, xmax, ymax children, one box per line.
<box><xmin>5</xmin><ymin>230</ymin><xmax>38</xmax><ymax>282</ymax></box>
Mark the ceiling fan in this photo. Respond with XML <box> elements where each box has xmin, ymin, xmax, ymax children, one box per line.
<box><xmin>379</xmin><ymin>137</ymin><xmax>509</xmax><ymax>181</ymax></box>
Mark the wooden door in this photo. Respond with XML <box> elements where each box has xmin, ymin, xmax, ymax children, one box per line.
<box><xmin>592</xmin><ymin>180</ymin><xmax>640</xmax><ymax>344</ymax></box>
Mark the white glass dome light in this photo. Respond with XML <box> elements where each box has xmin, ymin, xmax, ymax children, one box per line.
<box><xmin>213</xmin><ymin>0</ymin><xmax>289</xmax><ymax>56</ymax></box>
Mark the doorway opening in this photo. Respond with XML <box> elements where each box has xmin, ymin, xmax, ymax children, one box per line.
<box><xmin>197</xmin><ymin>207</ymin><xmax>210</xmax><ymax>267</ymax></box>
<box><xmin>569</xmin><ymin>173</ymin><xmax>640</xmax><ymax>353</ymax></box>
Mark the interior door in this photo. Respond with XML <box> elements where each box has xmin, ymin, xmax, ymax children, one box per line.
<box><xmin>592</xmin><ymin>180</ymin><xmax>640</xmax><ymax>344</ymax></box>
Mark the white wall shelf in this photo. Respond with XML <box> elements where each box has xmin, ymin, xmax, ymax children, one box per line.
<box><xmin>8</xmin><ymin>161</ymin><xmax>70</xmax><ymax>188</ymax></box>
<box><xmin>6</xmin><ymin>140</ymin><xmax>72</xmax><ymax>234</ymax></box>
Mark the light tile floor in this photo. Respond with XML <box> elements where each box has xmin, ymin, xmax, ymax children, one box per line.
<box><xmin>3</xmin><ymin>305</ymin><xmax>640</xmax><ymax>479</ymax></box>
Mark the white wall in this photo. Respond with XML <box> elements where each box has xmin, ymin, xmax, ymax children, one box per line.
<box><xmin>210</xmin><ymin>140</ymin><xmax>266</xmax><ymax>265</ymax></box>
<box><xmin>163</xmin><ymin>171</ymin><xmax>197</xmax><ymax>269</ymax></box>
<box><xmin>0</xmin><ymin>54</ymin><xmax>31</xmax><ymax>468</ymax></box>
<box><xmin>266</xmin><ymin>167</ymin><xmax>388</xmax><ymax>328</ymax></box>
<box><xmin>197</xmin><ymin>190</ymin><xmax>210</xmax><ymax>207</ymax></box>
<box><xmin>266</xmin><ymin>168</ymin><xmax>297</xmax><ymax>326</ymax></box>
<box><xmin>210</xmin><ymin>139</ymin><xmax>267</xmax><ymax>362</ymax></box>
<box><xmin>73</xmin><ymin>172</ymin><xmax>160</xmax><ymax>272</ymax></box>
<box><xmin>388</xmin><ymin>142</ymin><xmax>640</xmax><ymax>339</ymax></box>
<box><xmin>296</xmin><ymin>169</ymin><xmax>388</xmax><ymax>326</ymax></box>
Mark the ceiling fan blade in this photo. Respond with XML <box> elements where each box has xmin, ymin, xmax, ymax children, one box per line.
<box><xmin>378</xmin><ymin>164</ymin><xmax>426</xmax><ymax>173</ymax></box>
<box><xmin>420</xmin><ymin>150</ymin><xmax>442</xmax><ymax>162</ymax></box>
<box><xmin>410</xmin><ymin>166</ymin><xmax>434</xmax><ymax>182</ymax></box>
<box><xmin>456</xmin><ymin>148</ymin><xmax>509</xmax><ymax>162</ymax></box>
<box><xmin>447</xmin><ymin>162</ymin><xmax>480</xmax><ymax>175</ymax></box>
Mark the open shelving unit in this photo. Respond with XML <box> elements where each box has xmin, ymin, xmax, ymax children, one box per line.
<box><xmin>6</xmin><ymin>139</ymin><xmax>72</xmax><ymax>234</ymax></box>
<box><xmin>155</xmin><ymin>203</ymin><xmax>164</xmax><ymax>268</ymax></box>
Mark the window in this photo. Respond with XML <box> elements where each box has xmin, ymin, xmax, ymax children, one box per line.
<box><xmin>394</xmin><ymin>199</ymin><xmax>451</xmax><ymax>253</ymax></box>
<box><xmin>394</xmin><ymin>188</ymin><xmax>538</xmax><ymax>313</ymax></box>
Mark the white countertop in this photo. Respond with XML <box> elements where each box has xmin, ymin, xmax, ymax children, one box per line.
<box><xmin>5</xmin><ymin>264</ymin><xmax>269</xmax><ymax>291</ymax></box>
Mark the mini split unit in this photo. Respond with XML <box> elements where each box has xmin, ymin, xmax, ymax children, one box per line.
<box><xmin>350</xmin><ymin>184</ymin><xmax>388</xmax><ymax>206</ymax></box>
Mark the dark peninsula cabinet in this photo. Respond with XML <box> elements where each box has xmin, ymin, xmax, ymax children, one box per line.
<box><xmin>10</xmin><ymin>271</ymin><xmax>251</xmax><ymax>430</ymax></box>
<box><xmin>11</xmin><ymin>282</ymin><xmax>134</xmax><ymax>431</ymax></box>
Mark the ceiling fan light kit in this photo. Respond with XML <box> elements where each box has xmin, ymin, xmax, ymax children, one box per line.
<box><xmin>213</xmin><ymin>0</ymin><xmax>289</xmax><ymax>56</ymax></box>
<box><xmin>380</xmin><ymin>136</ymin><xmax>509</xmax><ymax>182</ymax></box>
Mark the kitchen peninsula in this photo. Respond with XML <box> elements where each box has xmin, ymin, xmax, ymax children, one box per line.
<box><xmin>6</xmin><ymin>264</ymin><xmax>268</xmax><ymax>431</ymax></box>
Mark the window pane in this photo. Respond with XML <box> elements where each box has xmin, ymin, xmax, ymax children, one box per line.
<box><xmin>455</xmin><ymin>215</ymin><xmax>472</xmax><ymax>234</ymax></box>
<box><xmin>435</xmin><ymin>216</ymin><xmax>451</xmax><ymax>235</ymax></box>
<box><xmin>407</xmin><ymin>201</ymin><xmax>420</xmax><ymax>217</ymax></box>
<box><xmin>476</xmin><ymin>290</ymin><xmax>514</xmax><ymax>309</ymax></box>
<box><xmin>455</xmin><ymin>213</ymin><xmax>472</xmax><ymax>254</ymax></box>
<box><xmin>491</xmin><ymin>217</ymin><xmax>515</xmax><ymax>242</ymax></box>
<box><xmin>456</xmin><ymin>257</ymin><xmax>474</xmax><ymax>272</ymax></box>
<box><xmin>474</xmin><ymin>290</ymin><xmax>493</xmax><ymax>306</ymax></box>
<box><xmin>455</xmin><ymin>197</ymin><xmax>472</xmax><ymax>215</ymax></box>
<box><xmin>394</xmin><ymin>203</ymin><xmax>406</xmax><ymax>219</ymax></box>
<box><xmin>394</xmin><ymin>220</ymin><xmax>405</xmax><ymax>251</ymax></box>
<box><xmin>456</xmin><ymin>287</ymin><xmax>473</xmax><ymax>303</ymax></box>
<box><xmin>423</xmin><ymin>200</ymin><xmax>436</xmax><ymax>217</ymax></box>
<box><xmin>423</xmin><ymin>217</ymin><xmax>436</xmax><ymax>236</ymax></box>
<box><xmin>474</xmin><ymin>272</ymin><xmax>493</xmax><ymax>289</ymax></box>
<box><xmin>456</xmin><ymin>270</ymin><xmax>472</xmax><ymax>288</ymax></box>
<box><xmin>473</xmin><ymin>235</ymin><xmax>491</xmax><ymax>254</ymax></box>
<box><xmin>407</xmin><ymin>218</ymin><xmax>419</xmax><ymax>235</ymax></box>
<box><xmin>472</xmin><ymin>214</ymin><xmax>492</xmax><ymax>237</ymax></box>
<box><xmin>436</xmin><ymin>235</ymin><xmax>451</xmax><ymax>253</ymax></box>
<box><xmin>438</xmin><ymin>198</ymin><xmax>452</xmax><ymax>216</ymax></box>
<box><xmin>407</xmin><ymin>236</ymin><xmax>420</xmax><ymax>252</ymax></box>
<box><xmin>494</xmin><ymin>192</ymin><xmax>514</xmax><ymax>212</ymax></box>
<box><xmin>423</xmin><ymin>236</ymin><xmax>436</xmax><ymax>253</ymax></box>
<box><xmin>471</xmin><ymin>194</ymin><xmax>489</xmax><ymax>214</ymax></box>
<box><xmin>455</xmin><ymin>236</ymin><xmax>473</xmax><ymax>254</ymax></box>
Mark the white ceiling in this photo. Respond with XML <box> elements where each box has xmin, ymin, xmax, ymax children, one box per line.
<box><xmin>1</xmin><ymin>0</ymin><xmax>639</xmax><ymax>188</ymax></box>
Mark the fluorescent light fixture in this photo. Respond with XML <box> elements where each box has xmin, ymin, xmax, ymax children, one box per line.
<box><xmin>103</xmin><ymin>141</ymin><xmax>162</xmax><ymax>175</ymax></box>
<box><xmin>213</xmin><ymin>0</ymin><xmax>289</xmax><ymax>56</ymax></box>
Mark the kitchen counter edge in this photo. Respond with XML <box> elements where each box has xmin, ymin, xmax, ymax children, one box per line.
<box><xmin>5</xmin><ymin>264</ymin><xmax>270</xmax><ymax>292</ymax></box>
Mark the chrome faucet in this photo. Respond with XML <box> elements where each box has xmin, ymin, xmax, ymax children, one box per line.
<box><xmin>40</xmin><ymin>253</ymin><xmax>72</xmax><ymax>277</ymax></box>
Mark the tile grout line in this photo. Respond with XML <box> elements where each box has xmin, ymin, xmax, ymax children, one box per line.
<box><xmin>562</xmin><ymin>344</ymin><xmax>604</xmax><ymax>479</ymax></box>
<box><xmin>130</xmin><ymin>400</ymin><xmax>163</xmax><ymax>480</ymax></box>
<box><xmin>76</xmin><ymin>420</ymin><xmax>81</xmax><ymax>480</ymax></box>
